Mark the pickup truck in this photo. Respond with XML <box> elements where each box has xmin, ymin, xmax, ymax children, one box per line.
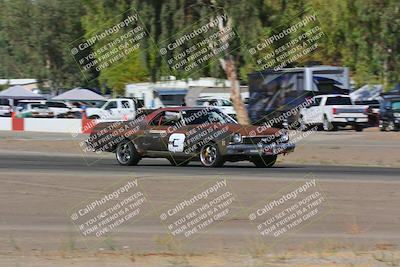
<box><xmin>300</xmin><ymin>94</ymin><xmax>368</xmax><ymax>131</ymax></box>
<box><xmin>196</xmin><ymin>97</ymin><xmax>237</xmax><ymax>119</ymax></box>
<box><xmin>85</xmin><ymin>98</ymin><xmax>136</xmax><ymax>121</ymax></box>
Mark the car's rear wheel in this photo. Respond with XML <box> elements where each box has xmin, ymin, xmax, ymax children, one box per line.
<box><xmin>323</xmin><ymin>116</ymin><xmax>337</xmax><ymax>131</ymax></box>
<box><xmin>168</xmin><ymin>158</ymin><xmax>190</xmax><ymax>166</ymax></box>
<box><xmin>379</xmin><ymin>120</ymin><xmax>386</xmax><ymax>131</ymax></box>
<box><xmin>116</xmin><ymin>139</ymin><xmax>140</xmax><ymax>166</ymax></box>
<box><xmin>199</xmin><ymin>143</ymin><xmax>224</xmax><ymax>167</ymax></box>
<box><xmin>388</xmin><ymin>121</ymin><xmax>398</xmax><ymax>132</ymax></box>
<box><xmin>252</xmin><ymin>155</ymin><xmax>277</xmax><ymax>168</ymax></box>
<box><xmin>355</xmin><ymin>125</ymin><xmax>364</xmax><ymax>132</ymax></box>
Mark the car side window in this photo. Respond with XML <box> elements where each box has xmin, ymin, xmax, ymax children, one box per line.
<box><xmin>392</xmin><ymin>101</ymin><xmax>400</xmax><ymax>109</ymax></box>
<box><xmin>309</xmin><ymin>98</ymin><xmax>321</xmax><ymax>107</ymax></box>
<box><xmin>121</xmin><ymin>101</ymin><xmax>130</xmax><ymax>109</ymax></box>
<box><xmin>150</xmin><ymin>113</ymin><xmax>163</xmax><ymax>126</ymax></box>
<box><xmin>150</xmin><ymin>111</ymin><xmax>181</xmax><ymax>126</ymax></box>
<box><xmin>221</xmin><ymin>99</ymin><xmax>232</xmax><ymax>106</ymax></box>
<box><xmin>163</xmin><ymin>111</ymin><xmax>181</xmax><ymax>126</ymax></box>
<box><xmin>18</xmin><ymin>103</ymin><xmax>27</xmax><ymax>110</ymax></box>
<box><xmin>104</xmin><ymin>101</ymin><xmax>117</xmax><ymax>110</ymax></box>
<box><xmin>48</xmin><ymin>102</ymin><xmax>66</xmax><ymax>108</ymax></box>
<box><xmin>208</xmin><ymin>100</ymin><xmax>218</xmax><ymax>106</ymax></box>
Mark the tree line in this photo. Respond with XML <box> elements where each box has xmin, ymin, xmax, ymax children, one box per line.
<box><xmin>0</xmin><ymin>0</ymin><xmax>398</xmax><ymax>94</ymax></box>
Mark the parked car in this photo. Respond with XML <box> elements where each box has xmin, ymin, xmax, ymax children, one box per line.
<box><xmin>16</xmin><ymin>103</ymin><xmax>54</xmax><ymax>118</ymax></box>
<box><xmin>300</xmin><ymin>94</ymin><xmax>368</xmax><ymax>131</ymax></box>
<box><xmin>85</xmin><ymin>98</ymin><xmax>136</xmax><ymax>120</ymax></box>
<box><xmin>0</xmin><ymin>105</ymin><xmax>12</xmax><ymax>117</ymax></box>
<box><xmin>379</xmin><ymin>96</ymin><xmax>400</xmax><ymax>131</ymax></box>
<box><xmin>196</xmin><ymin>97</ymin><xmax>236</xmax><ymax>119</ymax></box>
<box><xmin>86</xmin><ymin>107</ymin><xmax>295</xmax><ymax>168</ymax></box>
<box><xmin>46</xmin><ymin>101</ymin><xmax>82</xmax><ymax>118</ymax></box>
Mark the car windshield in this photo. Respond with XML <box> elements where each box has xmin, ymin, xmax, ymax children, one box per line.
<box><xmin>182</xmin><ymin>109</ymin><xmax>236</xmax><ymax>125</ymax></box>
<box><xmin>391</xmin><ymin>101</ymin><xmax>400</xmax><ymax>110</ymax></box>
<box><xmin>326</xmin><ymin>96</ymin><xmax>352</xmax><ymax>105</ymax></box>
<box><xmin>31</xmin><ymin>104</ymin><xmax>47</xmax><ymax>109</ymax></box>
<box><xmin>196</xmin><ymin>99</ymin><xmax>218</xmax><ymax>106</ymax></box>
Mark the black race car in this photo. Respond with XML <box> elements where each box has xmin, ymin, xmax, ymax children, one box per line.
<box><xmin>86</xmin><ymin>107</ymin><xmax>295</xmax><ymax>167</ymax></box>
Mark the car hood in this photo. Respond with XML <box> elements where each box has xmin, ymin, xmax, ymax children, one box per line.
<box><xmin>220</xmin><ymin>123</ymin><xmax>282</xmax><ymax>136</ymax></box>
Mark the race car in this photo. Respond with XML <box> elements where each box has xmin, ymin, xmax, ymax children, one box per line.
<box><xmin>86</xmin><ymin>107</ymin><xmax>295</xmax><ymax>167</ymax></box>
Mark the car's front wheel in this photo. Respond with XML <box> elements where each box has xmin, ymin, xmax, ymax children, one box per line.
<box><xmin>199</xmin><ymin>143</ymin><xmax>224</xmax><ymax>167</ymax></box>
<box><xmin>116</xmin><ymin>139</ymin><xmax>140</xmax><ymax>166</ymax></box>
<box><xmin>355</xmin><ymin>125</ymin><xmax>364</xmax><ymax>132</ymax></box>
<box><xmin>379</xmin><ymin>120</ymin><xmax>386</xmax><ymax>131</ymax></box>
<box><xmin>298</xmin><ymin>116</ymin><xmax>309</xmax><ymax>131</ymax></box>
<box><xmin>252</xmin><ymin>155</ymin><xmax>277</xmax><ymax>168</ymax></box>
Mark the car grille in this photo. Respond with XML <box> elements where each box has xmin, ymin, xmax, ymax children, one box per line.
<box><xmin>242</xmin><ymin>136</ymin><xmax>279</xmax><ymax>145</ymax></box>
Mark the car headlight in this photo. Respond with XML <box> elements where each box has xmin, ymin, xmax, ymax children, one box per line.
<box><xmin>231</xmin><ymin>133</ymin><xmax>242</xmax><ymax>143</ymax></box>
<box><xmin>279</xmin><ymin>131</ymin><xmax>289</xmax><ymax>143</ymax></box>
<box><xmin>394</xmin><ymin>113</ymin><xmax>400</xmax><ymax>117</ymax></box>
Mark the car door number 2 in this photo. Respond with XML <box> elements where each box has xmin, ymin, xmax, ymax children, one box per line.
<box><xmin>168</xmin><ymin>133</ymin><xmax>185</xmax><ymax>152</ymax></box>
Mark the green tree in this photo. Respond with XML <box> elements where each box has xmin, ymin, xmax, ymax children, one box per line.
<box><xmin>0</xmin><ymin>0</ymin><xmax>89</xmax><ymax>92</ymax></box>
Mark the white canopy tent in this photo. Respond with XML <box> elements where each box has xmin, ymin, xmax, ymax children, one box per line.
<box><xmin>0</xmin><ymin>85</ymin><xmax>45</xmax><ymax>100</ymax></box>
<box><xmin>52</xmin><ymin>88</ymin><xmax>106</xmax><ymax>101</ymax></box>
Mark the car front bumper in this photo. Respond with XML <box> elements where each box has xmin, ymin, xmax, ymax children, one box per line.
<box><xmin>226</xmin><ymin>142</ymin><xmax>295</xmax><ymax>156</ymax></box>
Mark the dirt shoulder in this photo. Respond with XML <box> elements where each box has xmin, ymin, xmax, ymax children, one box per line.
<box><xmin>1</xmin><ymin>250</ymin><xmax>399</xmax><ymax>267</ymax></box>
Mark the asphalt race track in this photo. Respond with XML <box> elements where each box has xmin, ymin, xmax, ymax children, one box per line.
<box><xmin>0</xmin><ymin>152</ymin><xmax>399</xmax><ymax>180</ymax></box>
<box><xmin>1</xmin><ymin>148</ymin><xmax>399</xmax><ymax>255</ymax></box>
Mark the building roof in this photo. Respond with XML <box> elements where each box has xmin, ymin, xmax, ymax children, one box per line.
<box><xmin>0</xmin><ymin>85</ymin><xmax>45</xmax><ymax>99</ymax></box>
<box><xmin>52</xmin><ymin>88</ymin><xmax>106</xmax><ymax>101</ymax></box>
<box><xmin>126</xmin><ymin>77</ymin><xmax>232</xmax><ymax>91</ymax></box>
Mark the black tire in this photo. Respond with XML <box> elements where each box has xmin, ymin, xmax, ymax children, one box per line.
<box><xmin>379</xmin><ymin>120</ymin><xmax>386</xmax><ymax>131</ymax></box>
<box><xmin>355</xmin><ymin>125</ymin><xmax>364</xmax><ymax>132</ymax></box>
<box><xmin>252</xmin><ymin>155</ymin><xmax>277</xmax><ymax>168</ymax></box>
<box><xmin>88</xmin><ymin>115</ymin><xmax>100</xmax><ymax>119</ymax></box>
<box><xmin>115</xmin><ymin>139</ymin><xmax>140</xmax><ymax>166</ymax></box>
<box><xmin>168</xmin><ymin>158</ymin><xmax>190</xmax><ymax>166</ymax></box>
<box><xmin>298</xmin><ymin>116</ymin><xmax>309</xmax><ymax>131</ymax></box>
<box><xmin>323</xmin><ymin>116</ymin><xmax>337</xmax><ymax>131</ymax></box>
<box><xmin>199</xmin><ymin>142</ymin><xmax>224</xmax><ymax>167</ymax></box>
<box><xmin>388</xmin><ymin>121</ymin><xmax>398</xmax><ymax>132</ymax></box>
